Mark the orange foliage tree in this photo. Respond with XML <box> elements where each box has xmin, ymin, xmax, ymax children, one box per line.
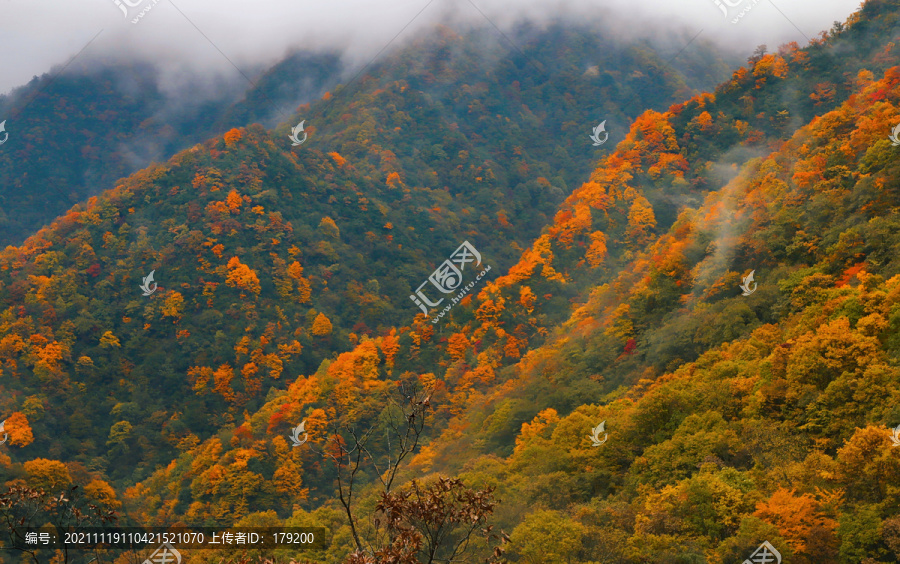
<box><xmin>446</xmin><ymin>333</ymin><xmax>470</xmax><ymax>363</ymax></box>
<box><xmin>223</xmin><ymin>128</ymin><xmax>243</xmax><ymax>147</ymax></box>
<box><xmin>753</xmin><ymin>488</ymin><xmax>837</xmax><ymax>559</ymax></box>
<box><xmin>4</xmin><ymin>412</ymin><xmax>34</xmax><ymax>447</ymax></box>
<box><xmin>225</xmin><ymin>257</ymin><xmax>261</xmax><ymax>295</ymax></box>
<box><xmin>312</xmin><ymin>313</ymin><xmax>333</xmax><ymax>337</ymax></box>
<box><xmin>380</xmin><ymin>331</ymin><xmax>400</xmax><ymax>371</ymax></box>
<box><xmin>287</xmin><ymin>261</ymin><xmax>312</xmax><ymax>303</ymax></box>
<box><xmin>213</xmin><ymin>364</ymin><xmax>236</xmax><ymax>403</ymax></box>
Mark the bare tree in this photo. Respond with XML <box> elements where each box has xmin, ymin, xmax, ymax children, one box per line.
<box><xmin>0</xmin><ymin>484</ymin><xmax>117</xmax><ymax>564</ymax></box>
<box><xmin>310</xmin><ymin>382</ymin><xmax>508</xmax><ymax>563</ymax></box>
<box><xmin>314</xmin><ymin>381</ymin><xmax>431</xmax><ymax>555</ymax></box>
<box><xmin>344</xmin><ymin>477</ymin><xmax>508</xmax><ymax>564</ymax></box>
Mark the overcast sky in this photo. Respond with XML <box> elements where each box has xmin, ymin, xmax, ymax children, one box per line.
<box><xmin>0</xmin><ymin>0</ymin><xmax>864</xmax><ymax>96</ymax></box>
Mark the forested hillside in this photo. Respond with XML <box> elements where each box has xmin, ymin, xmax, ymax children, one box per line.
<box><xmin>0</xmin><ymin>19</ymin><xmax>733</xmax><ymax>486</ymax></box>
<box><xmin>2</xmin><ymin>1</ymin><xmax>900</xmax><ymax>563</ymax></box>
<box><xmin>0</xmin><ymin>53</ymin><xmax>341</xmax><ymax>247</ymax></box>
<box><xmin>0</xmin><ymin>23</ymin><xmax>727</xmax><ymax>248</ymax></box>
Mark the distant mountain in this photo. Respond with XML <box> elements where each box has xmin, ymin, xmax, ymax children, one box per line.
<box><xmin>0</xmin><ymin>22</ymin><xmax>733</xmax><ymax>250</ymax></box>
<box><xmin>0</xmin><ymin>51</ymin><xmax>343</xmax><ymax>247</ymax></box>
<box><xmin>100</xmin><ymin>2</ymin><xmax>900</xmax><ymax>563</ymax></box>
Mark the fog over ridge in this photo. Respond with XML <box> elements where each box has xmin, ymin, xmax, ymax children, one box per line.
<box><xmin>0</xmin><ymin>0</ymin><xmax>862</xmax><ymax>96</ymax></box>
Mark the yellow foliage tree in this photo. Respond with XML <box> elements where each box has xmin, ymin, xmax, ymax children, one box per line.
<box><xmin>605</xmin><ymin>303</ymin><xmax>634</xmax><ymax>340</ymax></box>
<box><xmin>504</xmin><ymin>334</ymin><xmax>525</xmax><ymax>359</ymax></box>
<box><xmin>189</xmin><ymin>366</ymin><xmax>214</xmax><ymax>392</ymax></box>
<box><xmin>296</xmin><ymin>278</ymin><xmax>311</xmax><ymax>303</ymax></box>
<box><xmin>754</xmin><ymin>488</ymin><xmax>837</xmax><ymax>557</ymax></box>
<box><xmin>318</xmin><ymin>217</ymin><xmax>340</xmax><ymax>239</ymax></box>
<box><xmin>380</xmin><ymin>331</ymin><xmax>400</xmax><ymax>371</ymax></box>
<box><xmin>242</xmin><ymin>362</ymin><xmax>261</xmax><ymax>396</ymax></box>
<box><xmin>328</xmin><ymin>152</ymin><xmax>347</xmax><ymax>167</ymax></box>
<box><xmin>99</xmin><ymin>330</ymin><xmax>121</xmax><ymax>348</ymax></box>
<box><xmin>514</xmin><ymin>408</ymin><xmax>559</xmax><ymax>454</ymax></box>
<box><xmin>24</xmin><ymin>458</ymin><xmax>72</xmax><ymax>493</ymax></box>
<box><xmin>585</xmin><ymin>231</ymin><xmax>608</xmax><ymax>267</ymax></box>
<box><xmin>287</xmin><ymin>261</ymin><xmax>311</xmax><ymax>303</ymax></box>
<box><xmin>312</xmin><ymin>313</ymin><xmax>333</xmax><ymax>336</ymax></box>
<box><xmin>287</xmin><ymin>261</ymin><xmax>304</xmax><ymax>279</ymax></box>
<box><xmin>84</xmin><ymin>479</ymin><xmax>122</xmax><ymax>508</ymax></box>
<box><xmin>627</xmin><ymin>196</ymin><xmax>656</xmax><ymax>244</ymax></box>
<box><xmin>518</xmin><ymin>286</ymin><xmax>536</xmax><ymax>314</ymax></box>
<box><xmin>475</xmin><ymin>295</ymin><xmax>506</xmax><ymax>326</ymax></box>
<box><xmin>161</xmin><ymin>291</ymin><xmax>185</xmax><ymax>319</ymax></box>
<box><xmin>273</xmin><ymin>458</ymin><xmax>309</xmax><ymax>501</ymax></box>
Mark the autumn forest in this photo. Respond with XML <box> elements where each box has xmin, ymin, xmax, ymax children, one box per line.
<box><xmin>1</xmin><ymin>0</ymin><xmax>900</xmax><ymax>562</ymax></box>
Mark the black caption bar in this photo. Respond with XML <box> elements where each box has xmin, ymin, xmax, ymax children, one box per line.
<box><xmin>9</xmin><ymin>527</ymin><xmax>327</xmax><ymax>550</ymax></box>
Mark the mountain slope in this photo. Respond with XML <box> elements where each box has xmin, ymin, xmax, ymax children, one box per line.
<box><xmin>378</xmin><ymin>0</ymin><xmax>900</xmax><ymax>394</ymax></box>
<box><xmin>0</xmin><ymin>20</ymin><xmax>734</xmax><ymax>484</ymax></box>
<box><xmin>426</xmin><ymin>61</ymin><xmax>900</xmax><ymax>563</ymax></box>
<box><xmin>0</xmin><ymin>53</ymin><xmax>343</xmax><ymax>247</ymax></box>
<box><xmin>6</xmin><ymin>4</ymin><xmax>900</xmax><ymax>564</ymax></box>
<box><xmin>0</xmin><ymin>21</ymin><xmax>731</xmax><ymax>249</ymax></box>
<box><xmin>107</xmin><ymin>3</ymin><xmax>900</xmax><ymax>563</ymax></box>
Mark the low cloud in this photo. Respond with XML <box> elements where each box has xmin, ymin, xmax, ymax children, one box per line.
<box><xmin>0</xmin><ymin>0</ymin><xmax>861</xmax><ymax>96</ymax></box>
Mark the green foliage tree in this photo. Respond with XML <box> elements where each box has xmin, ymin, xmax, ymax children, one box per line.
<box><xmin>510</xmin><ymin>509</ymin><xmax>585</xmax><ymax>563</ymax></box>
